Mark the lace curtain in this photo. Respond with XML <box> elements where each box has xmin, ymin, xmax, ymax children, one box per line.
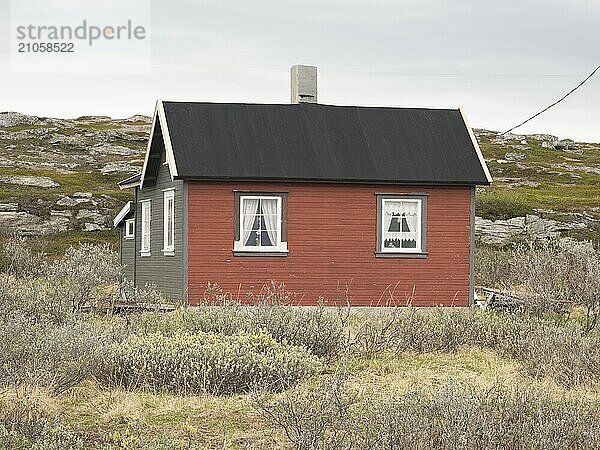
<box><xmin>261</xmin><ymin>199</ymin><xmax>278</xmax><ymax>246</ymax></box>
<box><xmin>242</xmin><ymin>198</ymin><xmax>259</xmax><ymax>246</ymax></box>
<box><xmin>242</xmin><ymin>198</ymin><xmax>278</xmax><ymax>247</ymax></box>
<box><xmin>383</xmin><ymin>200</ymin><xmax>419</xmax><ymax>248</ymax></box>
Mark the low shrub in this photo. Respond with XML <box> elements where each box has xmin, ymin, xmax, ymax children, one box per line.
<box><xmin>99</xmin><ymin>331</ymin><xmax>322</xmax><ymax>395</ymax></box>
<box><xmin>476</xmin><ymin>194</ymin><xmax>533</xmax><ymax>221</ymax></box>
<box><xmin>133</xmin><ymin>302</ymin><xmax>345</xmax><ymax>358</ymax></box>
<box><xmin>257</xmin><ymin>379</ymin><xmax>600</xmax><ymax>450</ymax></box>
<box><xmin>0</xmin><ymin>391</ymin><xmax>84</xmax><ymax>449</ymax></box>
<box><xmin>0</xmin><ymin>318</ymin><xmax>116</xmax><ymax>394</ymax></box>
<box><xmin>351</xmin><ymin>307</ymin><xmax>600</xmax><ymax>387</ymax></box>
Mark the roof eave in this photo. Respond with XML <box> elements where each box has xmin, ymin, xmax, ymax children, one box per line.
<box><xmin>459</xmin><ymin>108</ymin><xmax>493</xmax><ymax>184</ymax></box>
<box><xmin>174</xmin><ymin>175</ymin><xmax>490</xmax><ymax>185</ymax></box>
<box><xmin>113</xmin><ymin>201</ymin><xmax>132</xmax><ymax>227</ymax></box>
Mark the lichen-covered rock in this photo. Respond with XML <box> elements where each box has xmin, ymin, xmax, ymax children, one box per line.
<box><xmin>504</xmin><ymin>152</ymin><xmax>526</xmax><ymax>161</ymax></box>
<box><xmin>0</xmin><ymin>203</ymin><xmax>19</xmax><ymax>212</ymax></box>
<box><xmin>0</xmin><ymin>175</ymin><xmax>60</xmax><ymax>187</ymax></box>
<box><xmin>0</xmin><ymin>112</ymin><xmax>40</xmax><ymax>127</ymax></box>
<box><xmin>83</xmin><ymin>223</ymin><xmax>104</xmax><ymax>232</ymax></box>
<box><xmin>100</xmin><ymin>162</ymin><xmax>141</xmax><ymax>174</ymax></box>
<box><xmin>72</xmin><ymin>192</ymin><xmax>93</xmax><ymax>199</ymax></box>
<box><xmin>91</xmin><ymin>144</ymin><xmax>141</xmax><ymax>156</ymax></box>
<box><xmin>475</xmin><ymin>214</ymin><xmax>588</xmax><ymax>246</ymax></box>
<box><xmin>56</xmin><ymin>196</ymin><xmax>90</xmax><ymax>207</ymax></box>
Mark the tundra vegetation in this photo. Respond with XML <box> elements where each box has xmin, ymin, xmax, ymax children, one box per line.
<box><xmin>1</xmin><ymin>236</ymin><xmax>600</xmax><ymax>449</ymax></box>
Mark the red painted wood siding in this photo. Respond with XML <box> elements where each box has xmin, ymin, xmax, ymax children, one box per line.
<box><xmin>187</xmin><ymin>182</ymin><xmax>472</xmax><ymax>306</ymax></box>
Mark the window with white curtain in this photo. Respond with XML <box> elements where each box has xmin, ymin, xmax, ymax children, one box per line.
<box><xmin>140</xmin><ymin>200</ymin><xmax>151</xmax><ymax>255</ymax></box>
<box><xmin>378</xmin><ymin>196</ymin><xmax>425</xmax><ymax>254</ymax></box>
<box><xmin>163</xmin><ymin>189</ymin><xmax>175</xmax><ymax>254</ymax></box>
<box><xmin>234</xmin><ymin>194</ymin><xmax>287</xmax><ymax>253</ymax></box>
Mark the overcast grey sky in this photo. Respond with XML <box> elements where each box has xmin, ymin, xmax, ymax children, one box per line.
<box><xmin>1</xmin><ymin>0</ymin><xmax>599</xmax><ymax>141</ymax></box>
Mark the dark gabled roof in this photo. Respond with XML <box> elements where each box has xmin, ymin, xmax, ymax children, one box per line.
<box><xmin>159</xmin><ymin>102</ymin><xmax>491</xmax><ymax>185</ymax></box>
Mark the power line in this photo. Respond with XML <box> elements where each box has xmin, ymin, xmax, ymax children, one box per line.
<box><xmin>500</xmin><ymin>64</ymin><xmax>600</xmax><ymax>135</ymax></box>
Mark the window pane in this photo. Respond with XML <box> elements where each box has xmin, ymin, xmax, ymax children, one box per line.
<box><xmin>260</xmin><ymin>231</ymin><xmax>274</xmax><ymax>246</ymax></box>
<box><xmin>382</xmin><ymin>199</ymin><xmax>420</xmax><ymax>252</ymax></box>
<box><xmin>240</xmin><ymin>196</ymin><xmax>281</xmax><ymax>249</ymax></box>
<box><xmin>246</xmin><ymin>230</ymin><xmax>259</xmax><ymax>246</ymax></box>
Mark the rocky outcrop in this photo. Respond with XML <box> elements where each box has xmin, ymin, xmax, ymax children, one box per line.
<box><xmin>0</xmin><ymin>175</ymin><xmax>60</xmax><ymax>188</ymax></box>
<box><xmin>475</xmin><ymin>214</ymin><xmax>588</xmax><ymax>246</ymax></box>
<box><xmin>0</xmin><ymin>210</ymin><xmax>69</xmax><ymax>235</ymax></box>
<box><xmin>0</xmin><ymin>112</ymin><xmax>40</xmax><ymax>127</ymax></box>
<box><xmin>100</xmin><ymin>162</ymin><xmax>141</xmax><ymax>174</ymax></box>
<box><xmin>91</xmin><ymin>144</ymin><xmax>142</xmax><ymax>156</ymax></box>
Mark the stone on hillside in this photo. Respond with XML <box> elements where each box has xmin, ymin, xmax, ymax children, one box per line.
<box><xmin>101</xmin><ymin>162</ymin><xmax>141</xmax><ymax>174</ymax></box>
<box><xmin>475</xmin><ymin>214</ymin><xmax>587</xmax><ymax>246</ymax></box>
<box><xmin>555</xmin><ymin>139</ymin><xmax>575</xmax><ymax>150</ymax></box>
<box><xmin>75</xmin><ymin>209</ymin><xmax>105</xmax><ymax>221</ymax></box>
<box><xmin>0</xmin><ymin>211</ymin><xmax>39</xmax><ymax>228</ymax></box>
<box><xmin>551</xmin><ymin>163</ymin><xmax>600</xmax><ymax>176</ymax></box>
<box><xmin>529</xmin><ymin>134</ymin><xmax>559</xmax><ymax>145</ymax></box>
<box><xmin>72</xmin><ymin>192</ymin><xmax>93</xmax><ymax>198</ymax></box>
<box><xmin>83</xmin><ymin>223</ymin><xmax>104</xmax><ymax>232</ymax></box>
<box><xmin>492</xmin><ymin>132</ymin><xmax>527</xmax><ymax>144</ymax></box>
<box><xmin>47</xmin><ymin>134</ymin><xmax>86</xmax><ymax>146</ymax></box>
<box><xmin>0</xmin><ymin>203</ymin><xmax>19</xmax><ymax>212</ymax></box>
<box><xmin>555</xmin><ymin>139</ymin><xmax>583</xmax><ymax>154</ymax></box>
<box><xmin>496</xmin><ymin>177</ymin><xmax>539</xmax><ymax>188</ymax></box>
<box><xmin>0</xmin><ymin>211</ymin><xmax>68</xmax><ymax>235</ymax></box>
<box><xmin>50</xmin><ymin>209</ymin><xmax>72</xmax><ymax>218</ymax></box>
<box><xmin>76</xmin><ymin>115</ymin><xmax>112</xmax><ymax>122</ymax></box>
<box><xmin>125</xmin><ymin>115</ymin><xmax>152</xmax><ymax>123</ymax></box>
<box><xmin>92</xmin><ymin>144</ymin><xmax>140</xmax><ymax>156</ymax></box>
<box><xmin>504</xmin><ymin>152</ymin><xmax>526</xmax><ymax>162</ymax></box>
<box><xmin>0</xmin><ymin>175</ymin><xmax>59</xmax><ymax>187</ymax></box>
<box><xmin>56</xmin><ymin>195</ymin><xmax>95</xmax><ymax>207</ymax></box>
<box><xmin>35</xmin><ymin>216</ymin><xmax>70</xmax><ymax>235</ymax></box>
<box><xmin>2</xmin><ymin>128</ymin><xmax>57</xmax><ymax>139</ymax></box>
<box><xmin>0</xmin><ymin>112</ymin><xmax>39</xmax><ymax>127</ymax></box>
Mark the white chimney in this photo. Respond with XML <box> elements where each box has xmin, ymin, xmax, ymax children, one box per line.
<box><xmin>291</xmin><ymin>65</ymin><xmax>317</xmax><ymax>104</ymax></box>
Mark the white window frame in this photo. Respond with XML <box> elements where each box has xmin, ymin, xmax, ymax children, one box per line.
<box><xmin>162</xmin><ymin>189</ymin><xmax>175</xmax><ymax>255</ymax></box>
<box><xmin>140</xmin><ymin>200</ymin><xmax>151</xmax><ymax>256</ymax></box>
<box><xmin>124</xmin><ymin>219</ymin><xmax>135</xmax><ymax>239</ymax></box>
<box><xmin>380</xmin><ymin>198</ymin><xmax>423</xmax><ymax>254</ymax></box>
<box><xmin>234</xmin><ymin>195</ymin><xmax>287</xmax><ymax>253</ymax></box>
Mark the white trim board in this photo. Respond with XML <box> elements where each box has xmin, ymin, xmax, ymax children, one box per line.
<box><xmin>139</xmin><ymin>101</ymin><xmax>179</xmax><ymax>189</ymax></box>
<box><xmin>157</xmin><ymin>100</ymin><xmax>178</xmax><ymax>179</ymax></box>
<box><xmin>459</xmin><ymin>108</ymin><xmax>493</xmax><ymax>184</ymax></box>
<box><xmin>113</xmin><ymin>201</ymin><xmax>132</xmax><ymax>227</ymax></box>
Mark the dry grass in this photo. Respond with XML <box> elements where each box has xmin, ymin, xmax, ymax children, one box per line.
<box><xmin>58</xmin><ymin>381</ymin><xmax>286</xmax><ymax>449</ymax></box>
<box><xmin>1</xmin><ymin>347</ymin><xmax>587</xmax><ymax>448</ymax></box>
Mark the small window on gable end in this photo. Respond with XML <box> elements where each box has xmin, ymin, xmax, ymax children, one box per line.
<box><xmin>124</xmin><ymin>219</ymin><xmax>135</xmax><ymax>239</ymax></box>
<box><xmin>163</xmin><ymin>189</ymin><xmax>175</xmax><ymax>255</ymax></box>
<box><xmin>234</xmin><ymin>193</ymin><xmax>288</xmax><ymax>255</ymax></box>
<box><xmin>376</xmin><ymin>194</ymin><xmax>427</xmax><ymax>257</ymax></box>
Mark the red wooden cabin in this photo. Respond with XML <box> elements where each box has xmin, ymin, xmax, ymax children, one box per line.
<box><xmin>114</xmin><ymin>65</ymin><xmax>491</xmax><ymax>306</ymax></box>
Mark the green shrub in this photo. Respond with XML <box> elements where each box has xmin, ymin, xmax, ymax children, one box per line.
<box><xmin>476</xmin><ymin>194</ymin><xmax>533</xmax><ymax>220</ymax></box>
<box><xmin>99</xmin><ymin>331</ymin><xmax>322</xmax><ymax>395</ymax></box>
<box><xmin>133</xmin><ymin>302</ymin><xmax>345</xmax><ymax>358</ymax></box>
